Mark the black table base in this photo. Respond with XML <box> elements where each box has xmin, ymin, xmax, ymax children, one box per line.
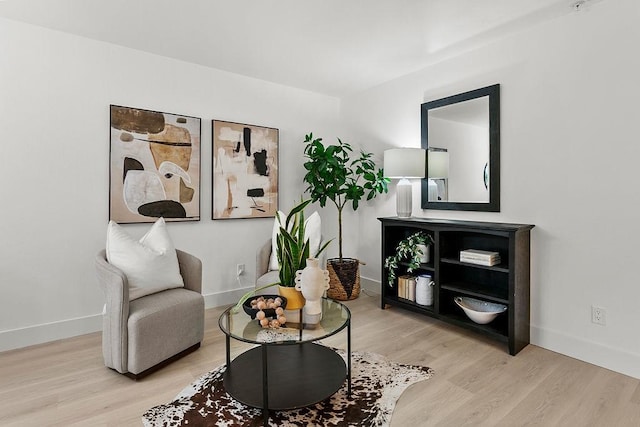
<box><xmin>224</xmin><ymin>342</ymin><xmax>346</xmax><ymax>411</ymax></box>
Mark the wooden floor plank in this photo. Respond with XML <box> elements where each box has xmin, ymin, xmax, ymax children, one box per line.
<box><xmin>1</xmin><ymin>292</ymin><xmax>638</xmax><ymax>426</ymax></box>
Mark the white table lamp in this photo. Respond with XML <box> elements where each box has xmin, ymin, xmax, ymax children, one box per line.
<box><xmin>384</xmin><ymin>148</ymin><xmax>426</xmax><ymax>217</ymax></box>
<box><xmin>428</xmin><ymin>148</ymin><xmax>449</xmax><ymax>201</ymax></box>
<box><xmin>427</xmin><ymin>149</ymin><xmax>449</xmax><ymax>179</ymax></box>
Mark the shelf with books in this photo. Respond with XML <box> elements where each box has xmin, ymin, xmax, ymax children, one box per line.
<box><xmin>396</xmin><ymin>275</ymin><xmax>416</xmax><ymax>302</ymax></box>
<box><xmin>459</xmin><ymin>249</ymin><xmax>501</xmax><ymax>265</ymax></box>
<box><xmin>379</xmin><ymin>217</ymin><xmax>534</xmax><ymax>355</ymax></box>
<box><xmin>441</xmin><ymin>257</ymin><xmax>509</xmax><ymax>273</ymax></box>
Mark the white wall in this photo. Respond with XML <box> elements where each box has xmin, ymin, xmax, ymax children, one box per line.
<box><xmin>0</xmin><ymin>18</ymin><xmax>339</xmax><ymax>351</ymax></box>
<box><xmin>344</xmin><ymin>0</ymin><xmax>640</xmax><ymax>379</ymax></box>
<box><xmin>4</xmin><ymin>0</ymin><xmax>640</xmax><ymax>383</ymax></box>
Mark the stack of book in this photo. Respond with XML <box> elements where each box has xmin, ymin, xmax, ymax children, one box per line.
<box><xmin>397</xmin><ymin>275</ymin><xmax>416</xmax><ymax>302</ymax></box>
<box><xmin>460</xmin><ymin>249</ymin><xmax>501</xmax><ymax>266</ymax></box>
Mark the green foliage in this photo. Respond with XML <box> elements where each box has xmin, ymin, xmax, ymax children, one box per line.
<box><xmin>384</xmin><ymin>231</ymin><xmax>434</xmax><ymax>287</ymax></box>
<box><xmin>230</xmin><ymin>199</ymin><xmax>331</xmax><ymax>311</ymax></box>
<box><xmin>275</xmin><ymin>199</ymin><xmax>332</xmax><ymax>287</ymax></box>
<box><xmin>302</xmin><ymin>133</ymin><xmax>389</xmax><ymax>259</ymax></box>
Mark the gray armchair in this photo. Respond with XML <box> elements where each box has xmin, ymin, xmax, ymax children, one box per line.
<box><xmin>95</xmin><ymin>249</ymin><xmax>204</xmax><ymax>379</ymax></box>
<box><xmin>255</xmin><ymin>239</ymin><xmax>280</xmax><ymax>292</ymax></box>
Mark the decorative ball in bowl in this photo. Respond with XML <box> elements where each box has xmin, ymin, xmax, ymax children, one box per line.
<box><xmin>454</xmin><ymin>296</ymin><xmax>507</xmax><ymax>324</ymax></box>
<box><xmin>243</xmin><ymin>295</ymin><xmax>287</xmax><ymax>319</ymax></box>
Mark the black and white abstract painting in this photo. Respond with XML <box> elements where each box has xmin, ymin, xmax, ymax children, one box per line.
<box><xmin>212</xmin><ymin>120</ymin><xmax>278</xmax><ymax>219</ymax></box>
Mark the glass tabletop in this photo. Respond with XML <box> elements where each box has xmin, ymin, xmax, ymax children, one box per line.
<box><xmin>219</xmin><ymin>297</ymin><xmax>350</xmax><ymax>345</ymax></box>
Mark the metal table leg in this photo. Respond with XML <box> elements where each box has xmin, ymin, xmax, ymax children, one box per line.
<box><xmin>347</xmin><ymin>317</ymin><xmax>351</xmax><ymax>396</ymax></box>
<box><xmin>262</xmin><ymin>344</ymin><xmax>269</xmax><ymax>426</ymax></box>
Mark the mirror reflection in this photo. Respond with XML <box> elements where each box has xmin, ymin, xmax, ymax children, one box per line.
<box><xmin>427</xmin><ymin>96</ymin><xmax>489</xmax><ymax>203</ymax></box>
<box><xmin>420</xmin><ymin>84</ymin><xmax>500</xmax><ymax>212</ymax></box>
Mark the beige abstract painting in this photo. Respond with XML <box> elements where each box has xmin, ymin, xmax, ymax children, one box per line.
<box><xmin>110</xmin><ymin>105</ymin><xmax>201</xmax><ymax>223</ymax></box>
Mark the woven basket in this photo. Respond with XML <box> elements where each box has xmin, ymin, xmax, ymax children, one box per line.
<box><xmin>326</xmin><ymin>258</ymin><xmax>360</xmax><ymax>300</ymax></box>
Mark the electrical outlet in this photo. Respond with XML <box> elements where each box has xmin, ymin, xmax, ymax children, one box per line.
<box><xmin>236</xmin><ymin>263</ymin><xmax>245</xmax><ymax>277</ymax></box>
<box><xmin>591</xmin><ymin>305</ymin><xmax>606</xmax><ymax>325</ymax></box>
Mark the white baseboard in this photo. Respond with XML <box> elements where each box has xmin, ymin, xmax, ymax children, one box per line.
<box><xmin>0</xmin><ymin>287</ymin><xmax>254</xmax><ymax>353</ymax></box>
<box><xmin>360</xmin><ymin>275</ymin><xmax>380</xmax><ymax>295</ymax></box>
<box><xmin>0</xmin><ymin>313</ymin><xmax>103</xmax><ymax>353</ymax></box>
<box><xmin>531</xmin><ymin>325</ymin><xmax>640</xmax><ymax>380</ymax></box>
<box><xmin>203</xmin><ymin>286</ymin><xmax>253</xmax><ymax>309</ymax></box>
<box><xmin>361</xmin><ymin>275</ymin><xmax>640</xmax><ymax>380</ymax></box>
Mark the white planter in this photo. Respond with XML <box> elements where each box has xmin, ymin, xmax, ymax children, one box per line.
<box><xmin>416</xmin><ymin>274</ymin><xmax>434</xmax><ymax>306</ymax></box>
<box><xmin>417</xmin><ymin>244</ymin><xmax>430</xmax><ymax>263</ymax></box>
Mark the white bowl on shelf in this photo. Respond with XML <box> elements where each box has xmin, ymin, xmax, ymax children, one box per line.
<box><xmin>454</xmin><ymin>296</ymin><xmax>507</xmax><ymax>324</ymax></box>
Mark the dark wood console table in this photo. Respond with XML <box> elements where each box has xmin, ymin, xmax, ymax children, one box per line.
<box><xmin>379</xmin><ymin>217</ymin><xmax>534</xmax><ymax>355</ymax></box>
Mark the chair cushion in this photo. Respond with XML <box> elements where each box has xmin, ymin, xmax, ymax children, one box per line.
<box><xmin>127</xmin><ymin>288</ymin><xmax>204</xmax><ymax>374</ymax></box>
<box><xmin>268</xmin><ymin>211</ymin><xmax>322</xmax><ymax>271</ymax></box>
<box><xmin>106</xmin><ymin>217</ymin><xmax>184</xmax><ymax>300</ymax></box>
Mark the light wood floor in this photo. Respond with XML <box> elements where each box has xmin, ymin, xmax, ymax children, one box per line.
<box><xmin>1</xmin><ymin>291</ymin><xmax>639</xmax><ymax>426</ymax></box>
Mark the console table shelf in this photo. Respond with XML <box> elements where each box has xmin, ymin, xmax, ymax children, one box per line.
<box><xmin>441</xmin><ymin>258</ymin><xmax>510</xmax><ymax>273</ymax></box>
<box><xmin>440</xmin><ymin>282</ymin><xmax>509</xmax><ymax>304</ymax></box>
<box><xmin>379</xmin><ymin>217</ymin><xmax>534</xmax><ymax>355</ymax></box>
<box><xmin>399</xmin><ymin>261</ymin><xmax>435</xmax><ymax>272</ymax></box>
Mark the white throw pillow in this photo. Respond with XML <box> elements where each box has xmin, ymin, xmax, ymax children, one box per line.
<box><xmin>305</xmin><ymin>211</ymin><xmax>322</xmax><ymax>258</ymax></box>
<box><xmin>106</xmin><ymin>217</ymin><xmax>184</xmax><ymax>300</ymax></box>
<box><xmin>269</xmin><ymin>211</ymin><xmax>286</xmax><ymax>271</ymax></box>
<box><xmin>268</xmin><ymin>211</ymin><xmax>322</xmax><ymax>271</ymax></box>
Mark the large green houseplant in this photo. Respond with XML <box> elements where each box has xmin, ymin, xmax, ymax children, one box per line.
<box><xmin>302</xmin><ymin>133</ymin><xmax>389</xmax><ymax>300</ymax></box>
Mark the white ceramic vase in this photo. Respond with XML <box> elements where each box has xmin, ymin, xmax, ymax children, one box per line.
<box><xmin>417</xmin><ymin>244</ymin><xmax>430</xmax><ymax>263</ymax></box>
<box><xmin>295</xmin><ymin>258</ymin><xmax>330</xmax><ymax>322</ymax></box>
<box><xmin>415</xmin><ymin>274</ymin><xmax>434</xmax><ymax>306</ymax></box>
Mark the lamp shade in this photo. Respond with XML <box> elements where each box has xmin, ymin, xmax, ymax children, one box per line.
<box><xmin>383</xmin><ymin>148</ymin><xmax>426</xmax><ymax>179</ymax></box>
<box><xmin>428</xmin><ymin>150</ymin><xmax>449</xmax><ymax>179</ymax></box>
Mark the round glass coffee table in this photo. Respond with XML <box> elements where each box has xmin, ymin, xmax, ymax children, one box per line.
<box><xmin>218</xmin><ymin>297</ymin><xmax>351</xmax><ymax>426</ymax></box>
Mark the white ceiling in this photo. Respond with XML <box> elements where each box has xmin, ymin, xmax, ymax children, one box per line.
<box><xmin>0</xmin><ymin>0</ymin><xmax>588</xmax><ymax>97</ymax></box>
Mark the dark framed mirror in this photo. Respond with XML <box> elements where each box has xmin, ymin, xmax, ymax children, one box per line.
<box><xmin>420</xmin><ymin>84</ymin><xmax>500</xmax><ymax>212</ymax></box>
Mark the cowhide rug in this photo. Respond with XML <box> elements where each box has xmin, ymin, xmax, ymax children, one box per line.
<box><xmin>142</xmin><ymin>348</ymin><xmax>433</xmax><ymax>427</ymax></box>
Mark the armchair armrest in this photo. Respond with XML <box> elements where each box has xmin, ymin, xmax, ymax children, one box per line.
<box><xmin>95</xmin><ymin>249</ymin><xmax>129</xmax><ymax>373</ymax></box>
<box><xmin>176</xmin><ymin>249</ymin><xmax>202</xmax><ymax>294</ymax></box>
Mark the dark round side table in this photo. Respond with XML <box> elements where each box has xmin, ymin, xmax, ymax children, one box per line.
<box><xmin>218</xmin><ymin>297</ymin><xmax>351</xmax><ymax>426</ymax></box>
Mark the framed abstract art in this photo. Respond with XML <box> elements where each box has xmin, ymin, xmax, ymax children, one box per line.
<box><xmin>109</xmin><ymin>105</ymin><xmax>201</xmax><ymax>223</ymax></box>
<box><xmin>212</xmin><ymin>120</ymin><xmax>278</xmax><ymax>219</ymax></box>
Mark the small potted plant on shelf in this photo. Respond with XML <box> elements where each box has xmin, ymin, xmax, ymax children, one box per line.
<box><xmin>302</xmin><ymin>133</ymin><xmax>389</xmax><ymax>300</ymax></box>
<box><xmin>384</xmin><ymin>231</ymin><xmax>434</xmax><ymax>286</ymax></box>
